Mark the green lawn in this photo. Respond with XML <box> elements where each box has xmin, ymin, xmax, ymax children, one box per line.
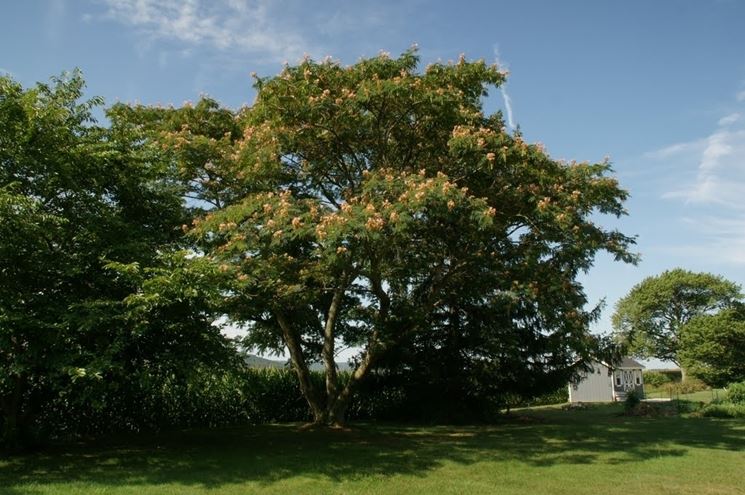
<box><xmin>2</xmin><ymin>404</ymin><xmax>744</xmax><ymax>495</ymax></box>
<box><xmin>644</xmin><ymin>388</ymin><xmax>726</xmax><ymax>402</ymax></box>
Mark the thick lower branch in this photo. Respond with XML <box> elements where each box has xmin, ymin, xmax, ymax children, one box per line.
<box><xmin>275</xmin><ymin>312</ymin><xmax>324</xmax><ymax>422</ymax></box>
<box><xmin>322</xmin><ymin>285</ymin><xmax>345</xmax><ymax>413</ymax></box>
<box><xmin>329</xmin><ymin>334</ymin><xmax>383</xmax><ymax>424</ymax></box>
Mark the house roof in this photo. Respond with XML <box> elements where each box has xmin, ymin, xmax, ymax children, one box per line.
<box><xmin>616</xmin><ymin>357</ymin><xmax>644</xmax><ymax>369</ymax></box>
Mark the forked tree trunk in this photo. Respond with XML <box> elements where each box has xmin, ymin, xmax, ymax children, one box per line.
<box><xmin>320</xmin><ymin>286</ymin><xmax>345</xmax><ymax>421</ymax></box>
<box><xmin>275</xmin><ymin>315</ymin><xmax>384</xmax><ymax>426</ymax></box>
<box><xmin>274</xmin><ymin>268</ymin><xmax>388</xmax><ymax>427</ymax></box>
<box><xmin>327</xmin><ymin>341</ymin><xmax>381</xmax><ymax>426</ymax></box>
<box><xmin>275</xmin><ymin>313</ymin><xmax>325</xmax><ymax>422</ymax></box>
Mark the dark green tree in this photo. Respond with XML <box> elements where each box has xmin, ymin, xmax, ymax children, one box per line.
<box><xmin>679</xmin><ymin>304</ymin><xmax>745</xmax><ymax>387</ymax></box>
<box><xmin>0</xmin><ymin>72</ymin><xmax>230</xmax><ymax>445</ymax></box>
<box><xmin>612</xmin><ymin>269</ymin><xmax>742</xmax><ymax>380</ymax></box>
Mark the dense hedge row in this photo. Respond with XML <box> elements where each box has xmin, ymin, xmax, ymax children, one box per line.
<box><xmin>22</xmin><ymin>366</ymin><xmax>569</xmax><ymax>441</ymax></box>
<box><xmin>642</xmin><ymin>371</ymin><xmax>676</xmax><ymax>387</ymax></box>
<box><xmin>34</xmin><ymin>368</ymin><xmax>311</xmax><ymax>439</ymax></box>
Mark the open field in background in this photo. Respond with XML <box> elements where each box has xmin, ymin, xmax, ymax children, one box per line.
<box><xmin>2</xmin><ymin>404</ymin><xmax>744</xmax><ymax>495</ymax></box>
<box><xmin>644</xmin><ymin>388</ymin><xmax>726</xmax><ymax>402</ymax></box>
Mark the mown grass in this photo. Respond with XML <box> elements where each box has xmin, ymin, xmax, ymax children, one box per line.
<box><xmin>1</xmin><ymin>403</ymin><xmax>744</xmax><ymax>494</ymax></box>
<box><xmin>645</xmin><ymin>388</ymin><xmax>726</xmax><ymax>402</ymax></box>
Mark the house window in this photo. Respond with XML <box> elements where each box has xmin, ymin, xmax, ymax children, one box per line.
<box><xmin>636</xmin><ymin>376</ymin><xmax>641</xmax><ymax>385</ymax></box>
<box><xmin>615</xmin><ymin>374</ymin><xmax>621</xmax><ymax>386</ymax></box>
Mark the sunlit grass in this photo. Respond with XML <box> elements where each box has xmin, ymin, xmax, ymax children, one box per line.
<box><xmin>1</xmin><ymin>404</ymin><xmax>743</xmax><ymax>494</ymax></box>
<box><xmin>644</xmin><ymin>388</ymin><xmax>725</xmax><ymax>402</ymax></box>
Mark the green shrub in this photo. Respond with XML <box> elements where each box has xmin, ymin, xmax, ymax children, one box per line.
<box><xmin>643</xmin><ymin>371</ymin><xmax>674</xmax><ymax>388</ymax></box>
<box><xmin>663</xmin><ymin>377</ymin><xmax>708</xmax><ymax>396</ymax></box>
<box><xmin>700</xmin><ymin>403</ymin><xmax>745</xmax><ymax>418</ymax></box>
<box><xmin>725</xmin><ymin>381</ymin><xmax>745</xmax><ymax>404</ymax></box>
<box><xmin>504</xmin><ymin>388</ymin><xmax>569</xmax><ymax>408</ymax></box>
<box><xmin>624</xmin><ymin>389</ymin><xmax>642</xmax><ymax>412</ymax></box>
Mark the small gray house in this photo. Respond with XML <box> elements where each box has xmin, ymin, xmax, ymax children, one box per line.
<box><xmin>568</xmin><ymin>357</ymin><xmax>645</xmax><ymax>403</ymax></box>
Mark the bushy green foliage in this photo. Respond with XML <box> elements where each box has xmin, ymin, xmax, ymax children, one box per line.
<box><xmin>725</xmin><ymin>381</ymin><xmax>745</xmax><ymax>404</ymax></box>
<box><xmin>680</xmin><ymin>305</ymin><xmax>745</xmax><ymax>387</ymax></box>
<box><xmin>613</xmin><ymin>269</ymin><xmax>741</xmax><ymax>369</ymax></box>
<box><xmin>503</xmin><ymin>388</ymin><xmax>569</xmax><ymax>409</ymax></box>
<box><xmin>643</xmin><ymin>371</ymin><xmax>675</xmax><ymax>388</ymax></box>
<box><xmin>32</xmin><ymin>367</ymin><xmax>303</xmax><ymax>439</ymax></box>
<box><xmin>16</xmin><ymin>364</ymin><xmax>542</xmax><ymax>441</ymax></box>
<box><xmin>624</xmin><ymin>389</ymin><xmax>642</xmax><ymax>412</ymax></box>
<box><xmin>0</xmin><ymin>71</ymin><xmax>201</xmax><ymax>447</ymax></box>
<box><xmin>663</xmin><ymin>378</ymin><xmax>708</xmax><ymax>396</ymax></box>
<box><xmin>695</xmin><ymin>381</ymin><xmax>745</xmax><ymax>418</ymax></box>
<box><xmin>352</xmin><ymin>371</ymin><xmax>511</xmax><ymax>423</ymax></box>
<box><xmin>699</xmin><ymin>403</ymin><xmax>745</xmax><ymax>418</ymax></box>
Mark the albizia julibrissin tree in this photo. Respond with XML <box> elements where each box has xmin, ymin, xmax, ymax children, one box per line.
<box><xmin>181</xmin><ymin>49</ymin><xmax>636</xmax><ymax>425</ymax></box>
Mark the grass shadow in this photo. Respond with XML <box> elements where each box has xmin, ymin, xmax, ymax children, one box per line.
<box><xmin>1</xmin><ymin>404</ymin><xmax>743</xmax><ymax>492</ymax></box>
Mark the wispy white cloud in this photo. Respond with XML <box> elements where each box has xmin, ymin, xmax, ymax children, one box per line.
<box><xmin>642</xmin><ymin>139</ymin><xmax>706</xmax><ymax>160</ymax></box>
<box><xmin>651</xmin><ymin>91</ymin><xmax>745</xmax><ymax>264</ymax></box>
<box><xmin>493</xmin><ymin>45</ymin><xmax>515</xmax><ymax>130</ymax></box>
<box><xmin>98</xmin><ymin>0</ymin><xmax>316</xmax><ymax>63</ymax></box>
<box><xmin>718</xmin><ymin>112</ymin><xmax>741</xmax><ymax>126</ymax></box>
<box><xmin>658</xmin><ymin>216</ymin><xmax>745</xmax><ymax>265</ymax></box>
<box><xmin>662</xmin><ymin>128</ymin><xmax>745</xmax><ymax>208</ymax></box>
<box><xmin>737</xmin><ymin>89</ymin><xmax>745</xmax><ymax>102</ymax></box>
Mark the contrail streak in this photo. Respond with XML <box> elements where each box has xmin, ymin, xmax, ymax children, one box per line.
<box><xmin>493</xmin><ymin>44</ymin><xmax>515</xmax><ymax>130</ymax></box>
<box><xmin>500</xmin><ymin>85</ymin><xmax>515</xmax><ymax>130</ymax></box>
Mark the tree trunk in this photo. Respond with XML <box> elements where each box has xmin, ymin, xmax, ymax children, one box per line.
<box><xmin>320</xmin><ymin>265</ymin><xmax>390</xmax><ymax>426</ymax></box>
<box><xmin>274</xmin><ymin>270</ymin><xmax>386</xmax><ymax>427</ymax></box>
<box><xmin>326</xmin><ymin>330</ymin><xmax>384</xmax><ymax>426</ymax></box>
<box><xmin>275</xmin><ymin>312</ymin><xmax>325</xmax><ymax>423</ymax></box>
<box><xmin>680</xmin><ymin>366</ymin><xmax>687</xmax><ymax>383</ymax></box>
<box><xmin>321</xmin><ymin>285</ymin><xmax>345</xmax><ymax>418</ymax></box>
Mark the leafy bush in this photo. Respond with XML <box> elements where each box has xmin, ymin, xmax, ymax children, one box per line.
<box><xmin>503</xmin><ymin>388</ymin><xmax>569</xmax><ymax>409</ymax></box>
<box><xmin>663</xmin><ymin>378</ymin><xmax>708</xmax><ymax>396</ymax></box>
<box><xmin>643</xmin><ymin>371</ymin><xmax>674</xmax><ymax>388</ymax></box>
<box><xmin>624</xmin><ymin>390</ymin><xmax>642</xmax><ymax>412</ymax></box>
<box><xmin>350</xmin><ymin>370</ymin><xmax>513</xmax><ymax>423</ymax></box>
<box><xmin>699</xmin><ymin>403</ymin><xmax>745</xmax><ymax>419</ymax></box>
<box><xmin>725</xmin><ymin>381</ymin><xmax>745</xmax><ymax>404</ymax></box>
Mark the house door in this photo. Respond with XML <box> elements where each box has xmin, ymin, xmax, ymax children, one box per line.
<box><xmin>622</xmin><ymin>370</ymin><xmax>634</xmax><ymax>391</ymax></box>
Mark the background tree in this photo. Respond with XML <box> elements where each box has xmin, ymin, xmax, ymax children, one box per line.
<box><xmin>612</xmin><ymin>269</ymin><xmax>742</xmax><ymax>380</ymax></box>
<box><xmin>180</xmin><ymin>49</ymin><xmax>636</xmax><ymax>426</ymax></box>
<box><xmin>0</xmin><ymin>72</ymin><xmax>231</xmax><ymax>446</ymax></box>
<box><xmin>679</xmin><ymin>304</ymin><xmax>745</xmax><ymax>387</ymax></box>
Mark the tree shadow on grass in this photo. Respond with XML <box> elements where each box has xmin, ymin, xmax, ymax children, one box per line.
<box><xmin>0</xmin><ymin>405</ymin><xmax>743</xmax><ymax>492</ymax></box>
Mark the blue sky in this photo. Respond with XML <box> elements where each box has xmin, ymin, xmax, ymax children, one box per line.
<box><xmin>3</xmin><ymin>1</ymin><xmax>745</xmax><ymax>365</ymax></box>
